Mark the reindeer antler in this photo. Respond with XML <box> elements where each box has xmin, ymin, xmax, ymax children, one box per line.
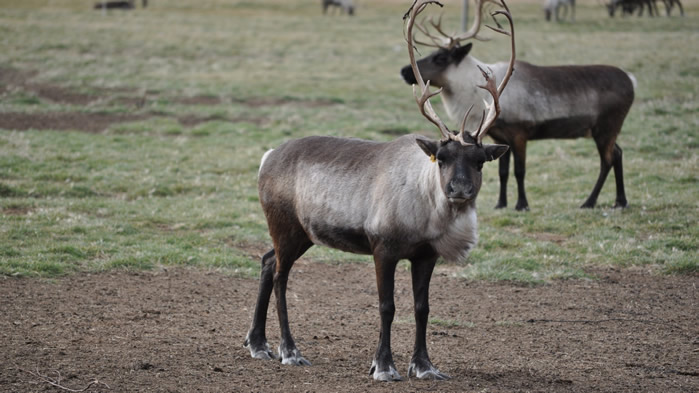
<box><xmin>413</xmin><ymin>0</ymin><xmax>502</xmax><ymax>49</ymax></box>
<box><xmin>404</xmin><ymin>0</ymin><xmax>516</xmax><ymax>146</ymax></box>
<box><xmin>460</xmin><ymin>3</ymin><xmax>516</xmax><ymax>145</ymax></box>
<box><xmin>404</xmin><ymin>0</ymin><xmax>452</xmax><ymax>141</ymax></box>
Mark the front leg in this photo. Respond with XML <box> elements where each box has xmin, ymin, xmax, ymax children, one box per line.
<box><xmin>370</xmin><ymin>250</ymin><xmax>401</xmax><ymax>381</ymax></box>
<box><xmin>495</xmin><ymin>148</ymin><xmax>510</xmax><ymax>209</ymax></box>
<box><xmin>512</xmin><ymin>138</ymin><xmax>530</xmax><ymax>211</ymax></box>
<box><xmin>407</xmin><ymin>255</ymin><xmax>449</xmax><ymax>380</ymax></box>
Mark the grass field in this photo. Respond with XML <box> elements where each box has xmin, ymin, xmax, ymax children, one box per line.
<box><xmin>0</xmin><ymin>0</ymin><xmax>697</xmax><ymax>281</ymax></box>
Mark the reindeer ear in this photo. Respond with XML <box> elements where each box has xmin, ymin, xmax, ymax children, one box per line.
<box><xmin>483</xmin><ymin>144</ymin><xmax>509</xmax><ymax>161</ymax></box>
<box><xmin>415</xmin><ymin>136</ymin><xmax>439</xmax><ymax>158</ymax></box>
<box><xmin>452</xmin><ymin>43</ymin><xmax>472</xmax><ymax>65</ymax></box>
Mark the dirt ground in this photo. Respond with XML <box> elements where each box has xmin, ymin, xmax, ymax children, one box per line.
<box><xmin>1</xmin><ymin>262</ymin><xmax>697</xmax><ymax>393</ymax></box>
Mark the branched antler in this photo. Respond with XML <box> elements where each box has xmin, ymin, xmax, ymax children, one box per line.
<box><xmin>465</xmin><ymin>4</ymin><xmax>516</xmax><ymax>145</ymax></box>
<box><xmin>413</xmin><ymin>0</ymin><xmax>501</xmax><ymax>49</ymax></box>
<box><xmin>404</xmin><ymin>0</ymin><xmax>516</xmax><ymax>146</ymax></box>
<box><xmin>404</xmin><ymin>0</ymin><xmax>452</xmax><ymax>141</ymax></box>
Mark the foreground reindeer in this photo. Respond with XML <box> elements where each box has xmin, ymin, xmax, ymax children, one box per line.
<box><xmin>244</xmin><ymin>0</ymin><xmax>514</xmax><ymax>381</ymax></box>
<box><xmin>401</xmin><ymin>0</ymin><xmax>634</xmax><ymax>210</ymax></box>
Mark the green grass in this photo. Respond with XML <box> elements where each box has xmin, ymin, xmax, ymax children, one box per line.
<box><xmin>1</xmin><ymin>0</ymin><xmax>697</xmax><ymax>281</ymax></box>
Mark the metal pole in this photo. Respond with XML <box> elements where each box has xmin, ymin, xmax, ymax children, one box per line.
<box><xmin>461</xmin><ymin>0</ymin><xmax>469</xmax><ymax>32</ymax></box>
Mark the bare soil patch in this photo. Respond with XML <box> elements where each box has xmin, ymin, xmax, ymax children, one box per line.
<box><xmin>0</xmin><ymin>67</ymin><xmax>96</xmax><ymax>106</ymax></box>
<box><xmin>0</xmin><ymin>112</ymin><xmax>150</xmax><ymax>133</ymax></box>
<box><xmin>1</xmin><ymin>263</ymin><xmax>697</xmax><ymax>392</ymax></box>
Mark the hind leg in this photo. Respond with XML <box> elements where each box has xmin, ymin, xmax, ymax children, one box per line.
<box><xmin>244</xmin><ymin>250</ymin><xmax>277</xmax><ymax>360</ymax></box>
<box><xmin>582</xmin><ymin>134</ymin><xmax>615</xmax><ymax>208</ymax></box>
<box><xmin>611</xmin><ymin>143</ymin><xmax>627</xmax><ymax>208</ymax></box>
<box><xmin>273</xmin><ymin>229</ymin><xmax>313</xmax><ymax>366</ymax></box>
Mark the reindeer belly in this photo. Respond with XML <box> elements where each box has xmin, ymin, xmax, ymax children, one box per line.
<box><xmin>307</xmin><ymin>221</ymin><xmax>372</xmax><ymax>255</ymax></box>
<box><xmin>530</xmin><ymin>115</ymin><xmax>594</xmax><ymax>140</ymax></box>
<box><xmin>490</xmin><ymin>115</ymin><xmax>594</xmax><ymax>142</ymax></box>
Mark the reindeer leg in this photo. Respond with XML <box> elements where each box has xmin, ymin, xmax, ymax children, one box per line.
<box><xmin>512</xmin><ymin>138</ymin><xmax>530</xmax><ymax>211</ymax></box>
<box><xmin>254</xmin><ymin>220</ymin><xmax>314</xmax><ymax>366</ymax></box>
<box><xmin>244</xmin><ymin>249</ymin><xmax>277</xmax><ymax>360</ymax></box>
<box><xmin>611</xmin><ymin>143</ymin><xmax>628</xmax><ymax>208</ymax></box>
<box><xmin>370</xmin><ymin>247</ymin><xmax>402</xmax><ymax>381</ymax></box>
<box><xmin>495</xmin><ymin>147</ymin><xmax>510</xmax><ymax>209</ymax></box>
<box><xmin>495</xmin><ymin>146</ymin><xmax>510</xmax><ymax>209</ymax></box>
<box><xmin>582</xmin><ymin>135</ymin><xmax>614</xmax><ymax>208</ymax></box>
<box><xmin>273</xmin><ymin>235</ymin><xmax>313</xmax><ymax>366</ymax></box>
<box><xmin>407</xmin><ymin>253</ymin><xmax>449</xmax><ymax>380</ymax></box>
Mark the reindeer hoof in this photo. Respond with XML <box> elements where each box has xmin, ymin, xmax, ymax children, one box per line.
<box><xmin>244</xmin><ymin>337</ymin><xmax>276</xmax><ymax>360</ymax></box>
<box><xmin>370</xmin><ymin>360</ymin><xmax>403</xmax><ymax>382</ymax></box>
<box><xmin>408</xmin><ymin>360</ymin><xmax>450</xmax><ymax>380</ymax></box>
<box><xmin>279</xmin><ymin>347</ymin><xmax>311</xmax><ymax>366</ymax></box>
<box><xmin>613</xmin><ymin>200</ymin><xmax>628</xmax><ymax>209</ymax></box>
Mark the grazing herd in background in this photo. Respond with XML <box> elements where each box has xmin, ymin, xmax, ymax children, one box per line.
<box><xmin>606</xmin><ymin>0</ymin><xmax>684</xmax><ymax>17</ymax></box>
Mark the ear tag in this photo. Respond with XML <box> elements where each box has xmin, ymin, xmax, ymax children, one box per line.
<box><xmin>430</xmin><ymin>154</ymin><xmax>436</xmax><ymax>163</ymax></box>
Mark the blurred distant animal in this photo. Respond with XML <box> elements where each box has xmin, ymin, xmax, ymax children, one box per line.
<box><xmin>658</xmin><ymin>0</ymin><xmax>684</xmax><ymax>15</ymax></box>
<box><xmin>322</xmin><ymin>0</ymin><xmax>355</xmax><ymax>16</ymax></box>
<box><xmin>94</xmin><ymin>0</ymin><xmax>134</xmax><ymax>10</ymax></box>
<box><xmin>544</xmin><ymin>0</ymin><xmax>575</xmax><ymax>21</ymax></box>
<box><xmin>606</xmin><ymin>0</ymin><xmax>661</xmax><ymax>17</ymax></box>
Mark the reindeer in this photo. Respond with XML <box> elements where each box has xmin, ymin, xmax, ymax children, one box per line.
<box><xmin>244</xmin><ymin>0</ymin><xmax>515</xmax><ymax>382</ymax></box>
<box><xmin>401</xmin><ymin>0</ymin><xmax>634</xmax><ymax>211</ymax></box>
<box><xmin>607</xmin><ymin>0</ymin><xmax>659</xmax><ymax>17</ymax></box>
<box><xmin>94</xmin><ymin>0</ymin><xmax>134</xmax><ymax>10</ymax></box>
<box><xmin>322</xmin><ymin>0</ymin><xmax>355</xmax><ymax>16</ymax></box>
<box><xmin>544</xmin><ymin>0</ymin><xmax>575</xmax><ymax>22</ymax></box>
<box><xmin>659</xmin><ymin>0</ymin><xmax>684</xmax><ymax>16</ymax></box>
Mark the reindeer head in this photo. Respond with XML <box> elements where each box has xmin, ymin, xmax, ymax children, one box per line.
<box><xmin>403</xmin><ymin>0</ymin><xmax>514</xmax><ymax>205</ymax></box>
<box><xmin>400</xmin><ymin>44</ymin><xmax>473</xmax><ymax>88</ymax></box>
<box><xmin>401</xmin><ymin>0</ymin><xmax>503</xmax><ymax>88</ymax></box>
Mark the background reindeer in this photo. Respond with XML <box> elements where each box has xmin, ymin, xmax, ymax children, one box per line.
<box><xmin>606</xmin><ymin>0</ymin><xmax>658</xmax><ymax>17</ymax></box>
<box><xmin>544</xmin><ymin>0</ymin><xmax>575</xmax><ymax>22</ymax></box>
<box><xmin>401</xmin><ymin>0</ymin><xmax>635</xmax><ymax>211</ymax></box>
<box><xmin>94</xmin><ymin>0</ymin><xmax>134</xmax><ymax>10</ymax></box>
<box><xmin>322</xmin><ymin>0</ymin><xmax>355</xmax><ymax>16</ymax></box>
<box><xmin>245</xmin><ymin>0</ymin><xmax>514</xmax><ymax>382</ymax></box>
